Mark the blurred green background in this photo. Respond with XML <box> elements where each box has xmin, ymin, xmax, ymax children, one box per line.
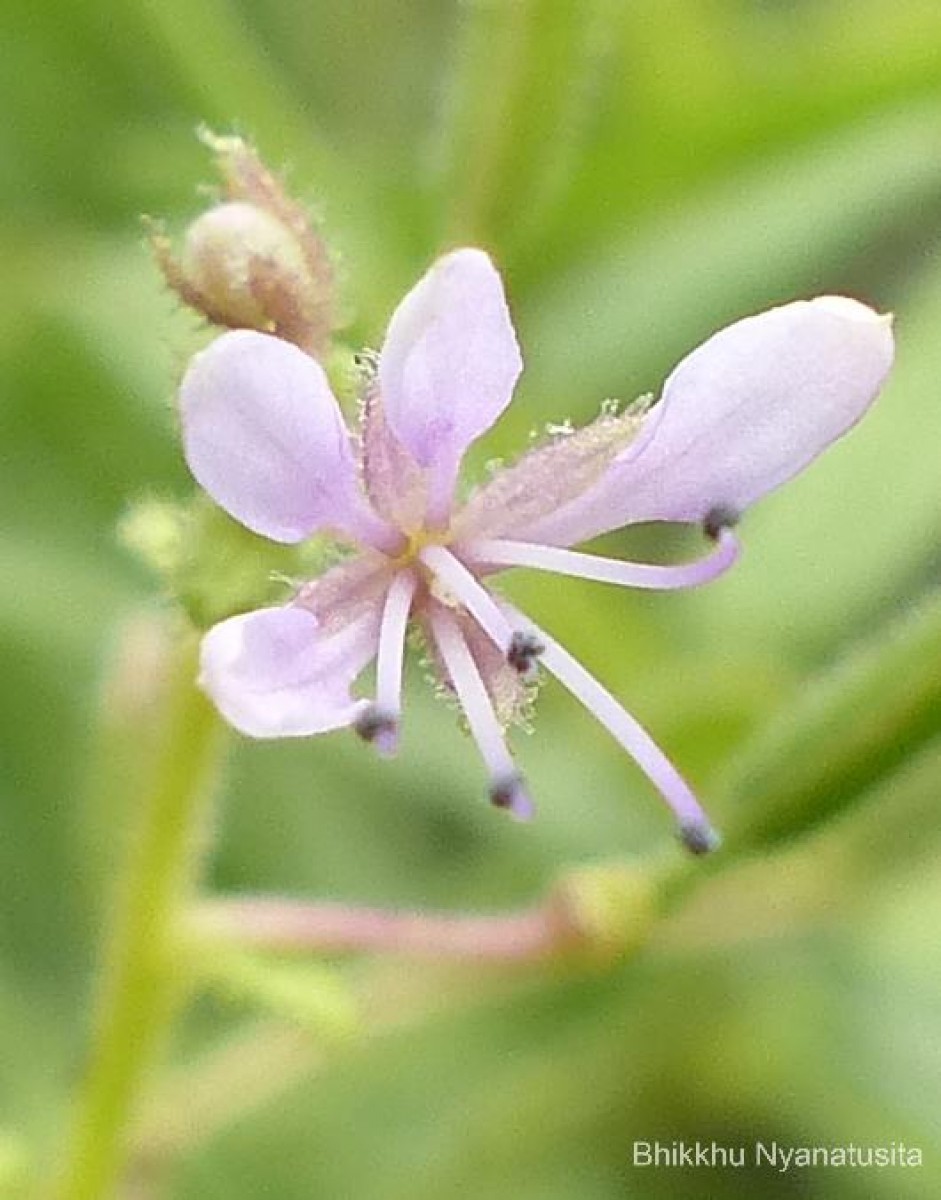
<box><xmin>3</xmin><ymin>0</ymin><xmax>941</xmax><ymax>1196</ymax></box>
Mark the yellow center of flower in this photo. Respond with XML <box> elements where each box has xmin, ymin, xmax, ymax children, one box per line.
<box><xmin>391</xmin><ymin>526</ymin><xmax>451</xmax><ymax>568</ymax></box>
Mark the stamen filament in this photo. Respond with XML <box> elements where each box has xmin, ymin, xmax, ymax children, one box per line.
<box><xmin>429</xmin><ymin>608</ymin><xmax>533</xmax><ymax>821</ymax></box>
<box><xmin>461</xmin><ymin>529</ymin><xmax>740</xmax><ymax>590</ymax></box>
<box><xmin>500</xmin><ymin>600</ymin><xmax>717</xmax><ymax>848</ymax></box>
<box><xmin>419</xmin><ymin>545</ymin><xmax>512</xmax><ymax>651</ymax></box>
<box><xmin>369</xmin><ymin>569</ymin><xmax>418</xmax><ymax>754</ymax></box>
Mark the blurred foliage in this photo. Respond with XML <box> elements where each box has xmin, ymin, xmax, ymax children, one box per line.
<box><xmin>3</xmin><ymin>0</ymin><xmax>941</xmax><ymax>1196</ymax></box>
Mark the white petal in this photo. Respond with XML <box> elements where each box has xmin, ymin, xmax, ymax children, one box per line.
<box><xmin>199</xmin><ymin>605</ymin><xmax>378</xmax><ymax>737</ymax></box>
<box><xmin>379</xmin><ymin>249</ymin><xmax>522</xmax><ymax>521</ymax></box>
<box><xmin>181</xmin><ymin>331</ymin><xmax>361</xmax><ymax>544</ymax></box>
<box><xmin>524</xmin><ymin>297</ymin><xmax>894</xmax><ymax>546</ymax></box>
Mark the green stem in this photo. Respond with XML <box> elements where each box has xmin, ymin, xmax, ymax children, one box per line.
<box><xmin>52</xmin><ymin>631</ymin><xmax>224</xmax><ymax>1200</ymax></box>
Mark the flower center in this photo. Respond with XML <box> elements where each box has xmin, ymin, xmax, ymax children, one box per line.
<box><xmin>391</xmin><ymin>526</ymin><xmax>451</xmax><ymax>568</ymax></box>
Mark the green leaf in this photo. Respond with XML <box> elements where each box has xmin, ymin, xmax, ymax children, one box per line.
<box><xmin>714</xmin><ymin>585</ymin><xmax>941</xmax><ymax>852</ymax></box>
<box><xmin>520</xmin><ymin>101</ymin><xmax>941</xmax><ymax>409</ymax></box>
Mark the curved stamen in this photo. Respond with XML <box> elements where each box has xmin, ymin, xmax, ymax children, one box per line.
<box><xmin>419</xmin><ymin>545</ymin><xmax>513</xmax><ymax>651</ymax></box>
<box><xmin>500</xmin><ymin>599</ymin><xmax>719</xmax><ymax>852</ymax></box>
<box><xmin>459</xmin><ymin>528</ymin><xmax>740</xmax><ymax>590</ymax></box>
<box><xmin>355</xmin><ymin>569</ymin><xmax>418</xmax><ymax>756</ymax></box>
<box><xmin>429</xmin><ymin>607</ymin><xmax>534</xmax><ymax>821</ymax></box>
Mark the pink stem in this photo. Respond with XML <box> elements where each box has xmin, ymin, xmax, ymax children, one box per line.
<box><xmin>196</xmin><ymin>895</ymin><xmax>576</xmax><ymax>961</ymax></box>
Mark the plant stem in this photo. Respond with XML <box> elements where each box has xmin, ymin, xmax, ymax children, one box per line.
<box><xmin>195</xmin><ymin>894</ymin><xmax>581</xmax><ymax>962</ymax></box>
<box><xmin>131</xmin><ymin>1021</ymin><xmax>322</xmax><ymax>1180</ymax></box>
<box><xmin>52</xmin><ymin>631</ymin><xmax>223</xmax><ymax>1200</ymax></box>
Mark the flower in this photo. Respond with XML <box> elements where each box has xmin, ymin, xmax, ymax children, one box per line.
<box><xmin>179</xmin><ymin>248</ymin><xmax>893</xmax><ymax>851</ymax></box>
<box><xmin>150</xmin><ymin>132</ymin><xmax>336</xmax><ymax>357</ymax></box>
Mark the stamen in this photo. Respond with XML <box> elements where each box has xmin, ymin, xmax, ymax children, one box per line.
<box><xmin>460</xmin><ymin>529</ymin><xmax>740</xmax><ymax>591</ymax></box>
<box><xmin>678</xmin><ymin>820</ymin><xmax>722</xmax><ymax>856</ymax></box>
<box><xmin>703</xmin><ymin>505</ymin><xmax>739</xmax><ymax>542</ymax></box>
<box><xmin>490</xmin><ymin>774</ymin><xmax>535</xmax><ymax>821</ymax></box>
<box><xmin>429</xmin><ymin>608</ymin><xmax>535</xmax><ymax>822</ymax></box>
<box><xmin>353</xmin><ymin>706</ymin><xmax>398</xmax><ymax>756</ymax></box>
<box><xmin>421</xmin><ymin>552</ymin><xmax>719</xmax><ymax>848</ymax></box>
<box><xmin>419</xmin><ymin>545</ymin><xmax>513</xmax><ymax>651</ymax></box>
<box><xmin>357</xmin><ymin>569</ymin><xmax>417</xmax><ymax>756</ymax></box>
<box><xmin>500</xmin><ymin>600</ymin><xmax>719</xmax><ymax>851</ymax></box>
<box><xmin>507</xmin><ymin>631</ymin><xmax>546</xmax><ymax>681</ymax></box>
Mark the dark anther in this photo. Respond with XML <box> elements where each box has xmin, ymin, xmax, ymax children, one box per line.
<box><xmin>507</xmin><ymin>631</ymin><xmax>546</xmax><ymax>677</ymax></box>
<box><xmin>353</xmin><ymin>705</ymin><xmax>396</xmax><ymax>745</ymax></box>
<box><xmin>703</xmin><ymin>505</ymin><xmax>739</xmax><ymax>542</ymax></box>
<box><xmin>678</xmin><ymin>820</ymin><xmax>722</xmax><ymax>857</ymax></box>
<box><xmin>489</xmin><ymin>772</ymin><xmax>535</xmax><ymax>821</ymax></box>
<box><xmin>353</xmin><ymin>348</ymin><xmax>380</xmax><ymax>381</ymax></box>
<box><xmin>490</xmin><ymin>781</ymin><xmax>515</xmax><ymax>810</ymax></box>
<box><xmin>489</xmin><ymin>772</ymin><xmax>523</xmax><ymax>810</ymax></box>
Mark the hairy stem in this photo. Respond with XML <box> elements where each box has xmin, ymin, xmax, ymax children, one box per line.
<box><xmin>52</xmin><ymin>631</ymin><xmax>224</xmax><ymax>1200</ymax></box>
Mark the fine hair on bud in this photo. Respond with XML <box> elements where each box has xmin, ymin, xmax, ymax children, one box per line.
<box><xmin>181</xmin><ymin>202</ymin><xmax>309</xmax><ymax>329</ymax></box>
<box><xmin>149</xmin><ymin>132</ymin><xmax>336</xmax><ymax>359</ymax></box>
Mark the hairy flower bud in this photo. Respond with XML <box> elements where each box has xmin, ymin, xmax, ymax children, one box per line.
<box><xmin>148</xmin><ymin>132</ymin><xmax>336</xmax><ymax>359</ymax></box>
<box><xmin>180</xmin><ymin>201</ymin><xmax>309</xmax><ymax>329</ymax></box>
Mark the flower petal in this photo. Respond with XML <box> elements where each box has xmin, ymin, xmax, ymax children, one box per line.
<box><xmin>379</xmin><ymin>249</ymin><xmax>523</xmax><ymax>524</ymax></box>
<box><xmin>359</xmin><ymin>377</ymin><xmax>428</xmax><ymax>534</ymax></box>
<box><xmin>452</xmin><ymin>400</ymin><xmax>650</xmax><ymax>540</ymax></box>
<box><xmin>295</xmin><ymin>551</ymin><xmax>389</xmax><ymax>630</ymax></box>
<box><xmin>522</xmin><ymin>297</ymin><xmax>894</xmax><ymax>546</ymax></box>
<box><xmin>180</xmin><ymin>330</ymin><xmax>362</xmax><ymax>544</ymax></box>
<box><xmin>199</xmin><ymin>604</ymin><xmax>379</xmax><ymax>737</ymax></box>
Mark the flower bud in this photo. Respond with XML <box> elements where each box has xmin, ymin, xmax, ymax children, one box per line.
<box><xmin>553</xmin><ymin>861</ymin><xmax>659</xmax><ymax>963</ymax></box>
<box><xmin>148</xmin><ymin>132</ymin><xmax>336</xmax><ymax>360</ymax></box>
<box><xmin>180</xmin><ymin>201</ymin><xmax>309</xmax><ymax>330</ymax></box>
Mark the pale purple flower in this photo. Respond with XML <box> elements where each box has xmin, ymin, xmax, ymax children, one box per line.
<box><xmin>180</xmin><ymin>249</ymin><xmax>893</xmax><ymax>851</ymax></box>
